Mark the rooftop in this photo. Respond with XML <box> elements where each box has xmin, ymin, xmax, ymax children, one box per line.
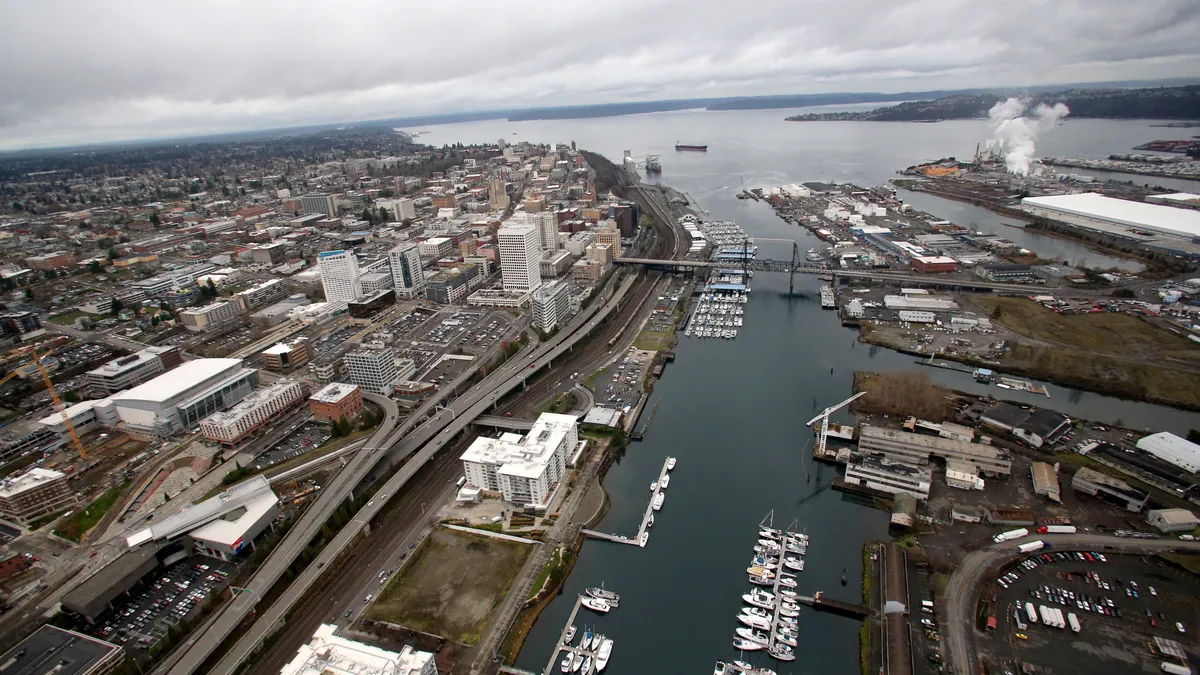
<box><xmin>188</xmin><ymin>490</ymin><xmax>278</xmax><ymax>547</ymax></box>
<box><xmin>461</xmin><ymin>412</ymin><xmax>577</xmax><ymax>480</ymax></box>
<box><xmin>310</xmin><ymin>382</ymin><xmax>360</xmax><ymax>404</ymax></box>
<box><xmin>201</xmin><ymin>379</ymin><xmax>302</xmax><ymax>427</ymax></box>
<box><xmin>110</xmin><ymin>358</ymin><xmax>243</xmax><ymax>404</ymax></box>
<box><xmin>860</xmin><ymin>425</ymin><xmax>1009</xmax><ymax>462</ymax></box>
<box><xmin>0</xmin><ymin>626</ymin><xmax>122</xmax><ymax>675</ymax></box>
<box><xmin>0</xmin><ymin>467</ymin><xmax>66</xmax><ymax>498</ymax></box>
<box><xmin>1023</xmin><ymin>193</ymin><xmax>1200</xmax><ymax>238</ymax></box>
<box><xmin>87</xmin><ymin>346</ymin><xmax>173</xmax><ymax>379</ymax></box>
<box><xmin>1137</xmin><ymin>432</ymin><xmax>1200</xmax><ymax>471</ymax></box>
<box><xmin>280</xmin><ymin>624</ymin><xmax>435</xmax><ymax>675</ymax></box>
<box><xmin>126</xmin><ymin>476</ymin><xmax>276</xmax><ymax>547</ymax></box>
<box><xmin>1149</xmin><ymin>508</ymin><xmax>1198</xmax><ymax>525</ymax></box>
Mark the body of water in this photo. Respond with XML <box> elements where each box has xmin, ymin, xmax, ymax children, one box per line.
<box><xmin>418</xmin><ymin>110</ymin><xmax>1200</xmax><ymax>674</ymax></box>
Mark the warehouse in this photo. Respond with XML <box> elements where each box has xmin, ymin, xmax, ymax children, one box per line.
<box><xmin>843</xmin><ymin>455</ymin><xmax>933</xmax><ymax>500</ymax></box>
<box><xmin>1146</xmin><ymin>508</ymin><xmax>1199</xmax><ymax>534</ymax></box>
<box><xmin>1023</xmin><ymin>193</ymin><xmax>1200</xmax><ymax>242</ymax></box>
<box><xmin>883</xmin><ymin>295</ymin><xmax>959</xmax><ymax>311</ymax></box>
<box><xmin>92</xmin><ymin>359</ymin><xmax>258</xmax><ymax>436</ymax></box>
<box><xmin>1030</xmin><ymin>462</ymin><xmax>1061</xmax><ymax>503</ymax></box>
<box><xmin>0</xmin><ymin>626</ymin><xmax>124</xmax><ymax>675</ymax></box>
<box><xmin>1071</xmin><ymin>467</ymin><xmax>1149</xmax><ymax>512</ymax></box>
<box><xmin>1137</xmin><ymin>432</ymin><xmax>1200</xmax><ymax>473</ymax></box>
<box><xmin>858</xmin><ymin>425</ymin><xmax>1011</xmax><ymax>475</ymax></box>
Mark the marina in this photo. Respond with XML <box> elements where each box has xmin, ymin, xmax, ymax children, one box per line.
<box><xmin>540</xmin><ymin>593</ymin><xmax>619</xmax><ymax>675</ymax></box>
<box><xmin>580</xmin><ymin>456</ymin><xmax>675</xmax><ymax>547</ymax></box>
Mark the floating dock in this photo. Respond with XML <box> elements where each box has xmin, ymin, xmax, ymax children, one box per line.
<box><xmin>580</xmin><ymin>456</ymin><xmax>672</xmax><ymax>546</ymax></box>
<box><xmin>795</xmin><ymin>591</ymin><xmax>872</xmax><ymax>619</ymax></box>
<box><xmin>540</xmin><ymin>595</ymin><xmax>601</xmax><ymax>675</ymax></box>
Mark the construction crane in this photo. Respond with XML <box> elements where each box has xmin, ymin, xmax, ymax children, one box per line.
<box><xmin>806</xmin><ymin>391</ymin><xmax>866</xmax><ymax>462</ymax></box>
<box><xmin>0</xmin><ymin>348</ymin><xmax>87</xmax><ymax>459</ymax></box>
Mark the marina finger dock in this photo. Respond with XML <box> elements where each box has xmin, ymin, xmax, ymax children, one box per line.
<box><xmin>581</xmin><ymin>456</ymin><xmax>675</xmax><ymax>548</ymax></box>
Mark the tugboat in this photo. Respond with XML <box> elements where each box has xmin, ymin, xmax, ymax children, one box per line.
<box><xmin>585</xmin><ymin>584</ymin><xmax>620</xmax><ymax>607</ymax></box>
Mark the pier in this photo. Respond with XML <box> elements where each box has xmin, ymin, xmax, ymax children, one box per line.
<box><xmin>795</xmin><ymin>591</ymin><xmax>872</xmax><ymax>619</ymax></box>
<box><xmin>580</xmin><ymin>456</ymin><xmax>673</xmax><ymax>547</ymax></box>
<box><xmin>631</xmin><ymin>398</ymin><xmax>660</xmax><ymax>440</ymax></box>
<box><xmin>540</xmin><ymin>594</ymin><xmax>614</xmax><ymax>675</ymax></box>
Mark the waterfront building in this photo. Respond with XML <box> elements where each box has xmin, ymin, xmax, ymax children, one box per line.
<box><xmin>843</xmin><ymin>456</ymin><xmax>932</xmax><ymax>500</ymax></box>
<box><xmin>460</xmin><ymin>413</ymin><xmax>578</xmax><ymax>511</ymax></box>
<box><xmin>858</xmin><ymin>425</ymin><xmax>1011</xmax><ymax>476</ymax></box>
<box><xmin>280</xmin><ymin>624</ymin><xmax>435</xmax><ymax>675</ymax></box>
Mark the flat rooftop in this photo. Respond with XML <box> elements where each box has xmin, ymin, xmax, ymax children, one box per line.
<box><xmin>87</xmin><ymin>346</ymin><xmax>170</xmax><ymax>378</ymax></box>
<box><xmin>110</xmin><ymin>358</ymin><xmax>243</xmax><ymax>404</ymax></box>
<box><xmin>310</xmin><ymin>382</ymin><xmax>360</xmax><ymax>404</ymax></box>
<box><xmin>0</xmin><ymin>467</ymin><xmax>65</xmax><ymax>498</ymax></box>
<box><xmin>127</xmin><ymin>475</ymin><xmax>275</xmax><ymax>546</ymax></box>
<box><xmin>1023</xmin><ymin>193</ymin><xmax>1200</xmax><ymax>238</ymax></box>
<box><xmin>0</xmin><ymin>626</ymin><xmax>122</xmax><ymax>675</ymax></box>
<box><xmin>860</xmin><ymin>425</ymin><xmax>1010</xmax><ymax>462</ymax></box>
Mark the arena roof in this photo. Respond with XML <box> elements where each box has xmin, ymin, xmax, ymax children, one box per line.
<box><xmin>110</xmin><ymin>358</ymin><xmax>243</xmax><ymax>404</ymax></box>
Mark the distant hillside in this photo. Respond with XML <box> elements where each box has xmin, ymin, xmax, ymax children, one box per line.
<box><xmin>785</xmin><ymin>86</ymin><xmax>1200</xmax><ymax>122</ymax></box>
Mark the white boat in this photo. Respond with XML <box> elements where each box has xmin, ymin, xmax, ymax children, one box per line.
<box><xmin>746</xmin><ymin>566</ymin><xmax>775</xmax><ymax>578</ymax></box>
<box><xmin>784</xmin><ymin>541</ymin><xmax>806</xmax><ymax>554</ymax></box>
<box><xmin>735</xmin><ymin>627</ymin><xmax>770</xmax><ymax>645</ymax></box>
<box><xmin>778</xmin><ymin>615</ymin><xmax>798</xmax><ymax>626</ymax></box>
<box><xmin>581</xmin><ymin>655</ymin><xmax>592</xmax><ymax>674</ymax></box>
<box><xmin>638</xmin><ymin>532</ymin><xmax>648</xmax><ymax>547</ymax></box>
<box><xmin>777</xmin><ymin>576</ymin><xmax>797</xmax><ymax>588</ymax></box>
<box><xmin>595</xmin><ymin>638</ymin><xmax>613</xmax><ymax>671</ymax></box>
<box><xmin>738</xmin><ymin>613</ymin><xmax>772</xmax><ymax>630</ymax></box>
<box><xmin>778</xmin><ymin>588</ymin><xmax>797</xmax><ymax>599</ymax></box>
<box><xmin>743</xmin><ymin>589</ymin><xmax>776</xmax><ymax>608</ymax></box>
<box><xmin>757</xmin><ymin>539</ymin><xmax>781</xmax><ymax>549</ymax></box>
<box><xmin>581</xmin><ymin>597</ymin><xmax>611</xmax><ymax>613</ymax></box>
<box><xmin>778</xmin><ymin>605</ymin><xmax>800</xmax><ymax>618</ymax></box>
<box><xmin>753</xmin><ymin>669</ymin><xmax>778</xmax><ymax>675</ymax></box>
<box><xmin>774</xmin><ymin>632</ymin><xmax>797</xmax><ymax>647</ymax></box>
<box><xmin>582</xmin><ymin>629</ymin><xmax>594</xmax><ymax>650</ymax></box>
<box><xmin>732</xmin><ymin>637</ymin><xmax>766</xmax><ymax>651</ymax></box>
<box><xmin>586</xmin><ymin>585</ymin><xmax>620</xmax><ymax>606</ymax></box>
<box><xmin>647</xmin><ymin>514</ymin><xmax>654</xmax><ymax>528</ymax></box>
<box><xmin>659</xmin><ymin>474</ymin><xmax>670</xmax><ymax>489</ymax></box>
<box><xmin>748</xmin><ymin>575</ymin><xmax>774</xmax><ymax>587</ymax></box>
<box><xmin>652</xmin><ymin>492</ymin><xmax>664</xmax><ymax>511</ymax></box>
<box><xmin>564</xmin><ymin>625</ymin><xmax>577</xmax><ymax>644</ymax></box>
<box><xmin>751</xmin><ymin>556</ymin><xmax>778</xmax><ymax>568</ymax></box>
<box><xmin>714</xmin><ymin>662</ymin><xmax>728</xmax><ymax>675</ymax></box>
<box><xmin>561</xmin><ymin>654</ymin><xmax>573</xmax><ymax>673</ymax></box>
<box><xmin>741</xmin><ymin>606</ymin><xmax>771</xmax><ymax>620</ymax></box>
<box><xmin>650</xmin><ymin>479</ymin><xmax>658</xmax><ymax>491</ymax></box>
<box><xmin>667</xmin><ymin>457</ymin><xmax>676</xmax><ymax>470</ymax></box>
<box><xmin>753</xmin><ymin>544</ymin><xmax>780</xmax><ymax>556</ymax></box>
<box><xmin>783</xmin><ymin>557</ymin><xmax>805</xmax><ymax>572</ymax></box>
<box><xmin>571</xmin><ymin>652</ymin><xmax>584</xmax><ymax>672</ymax></box>
<box><xmin>732</xmin><ymin>660</ymin><xmax>754</xmax><ymax>672</ymax></box>
<box><xmin>768</xmin><ymin>644</ymin><xmax>795</xmax><ymax>662</ymax></box>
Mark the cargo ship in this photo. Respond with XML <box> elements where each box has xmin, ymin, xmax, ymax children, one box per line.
<box><xmin>675</xmin><ymin>142</ymin><xmax>708</xmax><ymax>152</ymax></box>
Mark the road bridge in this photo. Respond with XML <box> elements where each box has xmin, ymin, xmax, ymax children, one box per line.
<box><xmin>614</xmin><ymin>257</ymin><xmax>1049</xmax><ymax>293</ymax></box>
<box><xmin>472</xmin><ymin>415</ymin><xmax>535</xmax><ymax>431</ymax></box>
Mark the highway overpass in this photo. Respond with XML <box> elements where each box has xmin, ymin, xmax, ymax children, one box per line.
<box><xmin>164</xmin><ymin>273</ymin><xmax>640</xmax><ymax>675</ymax></box>
<box><xmin>472</xmin><ymin>415</ymin><xmax>535</xmax><ymax>431</ymax></box>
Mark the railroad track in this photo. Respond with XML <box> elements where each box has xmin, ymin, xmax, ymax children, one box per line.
<box><xmin>241</xmin><ymin>438</ymin><xmax>469</xmax><ymax>675</ymax></box>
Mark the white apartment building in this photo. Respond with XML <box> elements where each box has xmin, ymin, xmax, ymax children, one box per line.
<box><xmin>232</xmin><ymin>278</ymin><xmax>289</xmax><ymax>311</ymax></box>
<box><xmin>180</xmin><ymin>301</ymin><xmax>241</xmax><ymax>332</ymax></box>
<box><xmin>531</xmin><ymin>211</ymin><xmax>559</xmax><ymax>251</ymax></box>
<box><xmin>460</xmin><ymin>413</ymin><xmax>578</xmax><ymax>510</ymax></box>
<box><xmin>344</xmin><ymin>346</ymin><xmax>398</xmax><ymax>395</ymax></box>
<box><xmin>318</xmin><ymin>250</ymin><xmax>363</xmax><ymax>303</ymax></box>
<box><xmin>379</xmin><ymin>198</ymin><xmax>417</xmax><ymax>222</ymax></box>
<box><xmin>198</xmin><ymin>379</ymin><xmax>306</xmax><ymax>446</ymax></box>
<box><xmin>498</xmin><ymin>223</ymin><xmax>542</xmax><ymax>293</ymax></box>
<box><xmin>300</xmin><ymin>193</ymin><xmax>338</xmax><ymax>218</ymax></box>
<box><xmin>280</xmin><ymin>624</ymin><xmax>435</xmax><ymax>675</ymax></box>
<box><xmin>388</xmin><ymin>243</ymin><xmax>427</xmax><ymax>299</ymax></box>
<box><xmin>531</xmin><ymin>281</ymin><xmax>570</xmax><ymax>333</ymax></box>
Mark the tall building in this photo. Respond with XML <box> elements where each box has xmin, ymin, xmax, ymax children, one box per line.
<box><xmin>532</xmin><ymin>211</ymin><xmax>559</xmax><ymax>251</ymax></box>
<box><xmin>344</xmin><ymin>346</ymin><xmax>398</xmax><ymax>395</ymax></box>
<box><xmin>300</xmin><ymin>193</ymin><xmax>338</xmax><ymax>218</ymax></box>
<box><xmin>387</xmin><ymin>243</ymin><xmax>426</xmax><ymax>299</ymax></box>
<box><xmin>318</xmin><ymin>250</ymin><xmax>363</xmax><ymax>303</ymax></box>
<box><xmin>498</xmin><ymin>223</ymin><xmax>542</xmax><ymax>293</ymax></box>
<box><xmin>488</xmin><ymin>178</ymin><xmax>510</xmax><ymax>211</ymax></box>
<box><xmin>595</xmin><ymin>220</ymin><xmax>622</xmax><ymax>257</ymax></box>
<box><xmin>179</xmin><ymin>301</ymin><xmax>241</xmax><ymax>332</ymax></box>
<box><xmin>0</xmin><ymin>468</ymin><xmax>75</xmax><ymax>524</ymax></box>
<box><xmin>532</xmin><ymin>281</ymin><xmax>570</xmax><ymax>333</ymax></box>
<box><xmin>379</xmin><ymin>198</ymin><xmax>416</xmax><ymax>222</ymax></box>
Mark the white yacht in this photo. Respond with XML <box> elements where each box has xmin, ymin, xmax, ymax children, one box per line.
<box><xmin>741</xmin><ymin>606</ymin><xmax>771</xmax><ymax>620</ymax></box>
<box><xmin>783</xmin><ymin>557</ymin><xmax>805</xmax><ymax>572</ymax></box>
<box><xmin>768</xmin><ymin>644</ymin><xmax>795</xmax><ymax>662</ymax></box>
<box><xmin>638</xmin><ymin>532</ymin><xmax>648</xmax><ymax>547</ymax></box>
<box><xmin>732</xmin><ymin>637</ymin><xmax>765</xmax><ymax>652</ymax></box>
<box><xmin>659</xmin><ymin>474</ymin><xmax>670</xmax><ymax>489</ymax></box>
<box><xmin>581</xmin><ymin>597</ymin><xmax>611</xmax><ymax>613</ymax></box>
<box><xmin>581</xmin><ymin>655</ymin><xmax>593</xmax><ymax>674</ymax></box>
<box><xmin>735</xmin><ymin>627</ymin><xmax>770</xmax><ymax>645</ymax></box>
<box><xmin>571</xmin><ymin>652</ymin><xmax>584</xmax><ymax>672</ymax></box>
<box><xmin>564</xmin><ymin>625</ymin><xmax>577</xmax><ymax>644</ymax></box>
<box><xmin>748</xmin><ymin>574</ymin><xmax>773</xmax><ymax>587</ymax></box>
<box><xmin>581</xmin><ymin>629</ymin><xmax>594</xmax><ymax>650</ymax></box>
<box><xmin>595</xmin><ymin>638</ymin><xmax>613</xmax><ymax>671</ymax></box>
<box><xmin>774</xmin><ymin>632</ymin><xmax>797</xmax><ymax>647</ymax></box>
<box><xmin>646</xmin><ymin>514</ymin><xmax>654</xmax><ymax>528</ymax></box>
<box><xmin>757</xmin><ymin>538</ymin><xmax>781</xmax><ymax>549</ymax></box>
<box><xmin>742</xmin><ymin>592</ymin><xmax>775</xmax><ymax>611</ymax></box>
<box><xmin>650</xmin><ymin>479</ymin><xmax>658</xmax><ymax>491</ymax></box>
<box><xmin>652</xmin><ymin>492</ymin><xmax>665</xmax><ymax>511</ymax></box>
<box><xmin>778</xmin><ymin>604</ymin><xmax>800</xmax><ymax>618</ymax></box>
<box><xmin>586</xmin><ymin>585</ymin><xmax>620</xmax><ymax>606</ymax></box>
<box><xmin>666</xmin><ymin>457</ymin><xmax>676</xmax><ymax>470</ymax></box>
<box><xmin>778</xmin><ymin>588</ymin><xmax>798</xmax><ymax>599</ymax></box>
<box><xmin>561</xmin><ymin>654</ymin><xmax>573</xmax><ymax>673</ymax></box>
<box><xmin>737</xmin><ymin>613</ymin><xmax>772</xmax><ymax>630</ymax></box>
<box><xmin>778</xmin><ymin>576</ymin><xmax>797</xmax><ymax>588</ymax></box>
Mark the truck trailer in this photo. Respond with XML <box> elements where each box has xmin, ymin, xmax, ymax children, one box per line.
<box><xmin>1037</xmin><ymin>525</ymin><xmax>1078</xmax><ymax>534</ymax></box>
<box><xmin>1019</xmin><ymin>540</ymin><xmax>1048</xmax><ymax>553</ymax></box>
<box><xmin>1068</xmin><ymin>612</ymin><xmax>1081</xmax><ymax>633</ymax></box>
<box><xmin>994</xmin><ymin>528</ymin><xmax>1030</xmax><ymax>543</ymax></box>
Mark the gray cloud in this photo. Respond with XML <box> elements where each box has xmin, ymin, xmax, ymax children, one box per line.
<box><xmin>1</xmin><ymin>0</ymin><xmax>1197</xmax><ymax>149</ymax></box>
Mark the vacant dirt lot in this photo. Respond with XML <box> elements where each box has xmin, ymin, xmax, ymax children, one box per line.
<box><xmin>365</xmin><ymin>527</ymin><xmax>532</xmax><ymax>644</ymax></box>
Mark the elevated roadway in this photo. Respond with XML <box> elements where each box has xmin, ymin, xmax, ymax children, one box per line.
<box><xmin>167</xmin><ymin>273</ymin><xmax>639</xmax><ymax>675</ymax></box>
<box><xmin>943</xmin><ymin>534</ymin><xmax>1200</xmax><ymax>675</ymax></box>
<box><xmin>472</xmin><ymin>415</ymin><xmax>535</xmax><ymax>431</ymax></box>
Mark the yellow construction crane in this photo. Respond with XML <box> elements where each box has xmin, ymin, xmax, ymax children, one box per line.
<box><xmin>0</xmin><ymin>348</ymin><xmax>87</xmax><ymax>460</ymax></box>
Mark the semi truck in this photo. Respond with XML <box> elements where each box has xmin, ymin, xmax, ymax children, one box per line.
<box><xmin>1161</xmin><ymin>662</ymin><xmax>1192</xmax><ymax>675</ymax></box>
<box><xmin>1053</xmin><ymin>608</ymin><xmax>1066</xmax><ymax>629</ymax></box>
<box><xmin>994</xmin><ymin>528</ymin><xmax>1029</xmax><ymax>543</ymax></box>
<box><xmin>1025</xmin><ymin>602</ymin><xmax>1038</xmax><ymax>624</ymax></box>
<box><xmin>1038</xmin><ymin>605</ymin><xmax>1051</xmax><ymax>625</ymax></box>
<box><xmin>1068</xmin><ymin>612</ymin><xmax>1081</xmax><ymax>633</ymax></box>
<box><xmin>1037</xmin><ymin>525</ymin><xmax>1077</xmax><ymax>534</ymax></box>
<box><xmin>1019</xmin><ymin>541</ymin><xmax>1048</xmax><ymax>553</ymax></box>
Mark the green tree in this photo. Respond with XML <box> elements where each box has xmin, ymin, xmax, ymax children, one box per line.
<box><xmin>991</xmin><ymin>305</ymin><xmax>1003</xmax><ymax>320</ymax></box>
<box><xmin>151</xmin><ymin>314</ymin><xmax>160</xmax><ymax>327</ymax></box>
<box><xmin>379</xmin><ymin>206</ymin><xmax>389</xmax><ymax>223</ymax></box>
<box><xmin>110</xmin><ymin>297</ymin><xmax>123</xmax><ymax>315</ymax></box>
<box><xmin>206</xmin><ymin>278</ymin><xmax>218</xmax><ymax>298</ymax></box>
<box><xmin>1188</xmin><ymin>429</ymin><xmax>1200</xmax><ymax>444</ymax></box>
<box><xmin>23</xmin><ymin>288</ymin><xmax>33</xmax><ymax>300</ymax></box>
<box><xmin>361</xmin><ymin>207</ymin><xmax>375</xmax><ymax>224</ymax></box>
<box><xmin>87</xmin><ymin>260</ymin><xmax>102</xmax><ymax>274</ymax></box>
<box><xmin>149</xmin><ymin>212</ymin><xmax>160</xmax><ymax>226</ymax></box>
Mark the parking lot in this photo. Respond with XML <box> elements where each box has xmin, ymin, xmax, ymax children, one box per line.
<box><xmin>89</xmin><ymin>556</ymin><xmax>236</xmax><ymax>653</ymax></box>
<box><xmin>311</xmin><ymin>324</ymin><xmax>360</xmax><ymax>354</ymax></box>
<box><xmin>973</xmin><ymin>550</ymin><xmax>1200</xmax><ymax>675</ymax></box>
<box><xmin>250</xmin><ymin>421</ymin><xmax>332</xmax><ymax>471</ymax></box>
<box><xmin>589</xmin><ymin>347</ymin><xmax>653</xmax><ymax>413</ymax></box>
<box><xmin>56</xmin><ymin>342</ymin><xmax>114</xmax><ymax>370</ymax></box>
<box><xmin>376</xmin><ymin>308</ymin><xmax>436</xmax><ymax>341</ymax></box>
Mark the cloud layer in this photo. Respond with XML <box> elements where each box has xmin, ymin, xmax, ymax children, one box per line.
<box><xmin>1</xmin><ymin>0</ymin><xmax>1198</xmax><ymax>149</ymax></box>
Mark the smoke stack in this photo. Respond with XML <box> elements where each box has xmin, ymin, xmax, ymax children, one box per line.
<box><xmin>985</xmin><ymin>97</ymin><xmax>1070</xmax><ymax>176</ymax></box>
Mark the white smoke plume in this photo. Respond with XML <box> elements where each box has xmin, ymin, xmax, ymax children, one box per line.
<box><xmin>985</xmin><ymin>97</ymin><xmax>1070</xmax><ymax>176</ymax></box>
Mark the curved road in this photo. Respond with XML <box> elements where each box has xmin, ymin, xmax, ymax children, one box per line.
<box><xmin>943</xmin><ymin>534</ymin><xmax>1200</xmax><ymax>675</ymax></box>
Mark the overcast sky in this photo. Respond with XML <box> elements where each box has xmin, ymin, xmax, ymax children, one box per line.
<box><xmin>1</xmin><ymin>0</ymin><xmax>1197</xmax><ymax>151</ymax></box>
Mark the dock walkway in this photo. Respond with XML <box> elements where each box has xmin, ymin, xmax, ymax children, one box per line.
<box><xmin>580</xmin><ymin>456</ymin><xmax>673</xmax><ymax>547</ymax></box>
<box><xmin>541</xmin><ymin>595</ymin><xmax>610</xmax><ymax>675</ymax></box>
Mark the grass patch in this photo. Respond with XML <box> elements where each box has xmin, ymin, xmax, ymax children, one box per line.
<box><xmin>367</xmin><ymin>527</ymin><xmax>532</xmax><ymax>644</ymax></box>
<box><xmin>633</xmin><ymin>328</ymin><xmax>674</xmax><ymax>352</ymax></box>
<box><xmin>54</xmin><ymin>481</ymin><xmax>127</xmax><ymax>542</ymax></box>
<box><xmin>28</xmin><ymin>507</ymin><xmax>73</xmax><ymax>531</ymax></box>
<box><xmin>976</xmin><ymin>297</ymin><xmax>1198</xmax><ymax>355</ymax></box>
<box><xmin>931</xmin><ymin>572</ymin><xmax>950</xmax><ymax>598</ymax></box>
<box><xmin>535</xmin><ymin>392</ymin><xmax>577</xmax><ymax>416</ymax></box>
<box><xmin>1160</xmin><ymin>553</ymin><xmax>1200</xmax><ymax>576</ymax></box>
<box><xmin>49</xmin><ymin>310</ymin><xmax>86</xmax><ymax>326</ymax></box>
<box><xmin>1005</xmin><ymin>342</ymin><xmax>1200</xmax><ymax>409</ymax></box>
<box><xmin>528</xmin><ymin>548</ymin><xmax>562</xmax><ymax>601</ymax></box>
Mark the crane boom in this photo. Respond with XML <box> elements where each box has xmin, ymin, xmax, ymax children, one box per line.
<box><xmin>806</xmin><ymin>391</ymin><xmax>866</xmax><ymax>427</ymax></box>
<box><xmin>33</xmin><ymin>349</ymin><xmax>87</xmax><ymax>460</ymax></box>
<box><xmin>807</xmin><ymin>391</ymin><xmax>866</xmax><ymax>462</ymax></box>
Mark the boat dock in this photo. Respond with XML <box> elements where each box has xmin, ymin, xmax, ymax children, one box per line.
<box><xmin>580</xmin><ymin>456</ymin><xmax>673</xmax><ymax>547</ymax></box>
<box><xmin>540</xmin><ymin>595</ymin><xmax>595</xmax><ymax>675</ymax></box>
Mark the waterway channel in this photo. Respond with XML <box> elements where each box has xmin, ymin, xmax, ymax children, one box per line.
<box><xmin>421</xmin><ymin>112</ymin><xmax>1200</xmax><ymax>674</ymax></box>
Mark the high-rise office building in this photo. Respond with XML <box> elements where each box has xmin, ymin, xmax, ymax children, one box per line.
<box><xmin>596</xmin><ymin>220</ymin><xmax>622</xmax><ymax>257</ymax></box>
<box><xmin>497</xmin><ymin>223</ymin><xmax>542</xmax><ymax>293</ymax></box>
<box><xmin>318</xmin><ymin>250</ymin><xmax>363</xmax><ymax>303</ymax></box>
<box><xmin>344</xmin><ymin>345</ymin><xmax>398</xmax><ymax>395</ymax></box>
<box><xmin>488</xmin><ymin>178</ymin><xmax>509</xmax><ymax>211</ymax></box>
<box><xmin>532</xmin><ymin>281</ymin><xmax>570</xmax><ymax>333</ymax></box>
<box><xmin>531</xmin><ymin>211</ymin><xmax>559</xmax><ymax>251</ymax></box>
<box><xmin>387</xmin><ymin>243</ymin><xmax>427</xmax><ymax>299</ymax></box>
<box><xmin>300</xmin><ymin>193</ymin><xmax>338</xmax><ymax>219</ymax></box>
